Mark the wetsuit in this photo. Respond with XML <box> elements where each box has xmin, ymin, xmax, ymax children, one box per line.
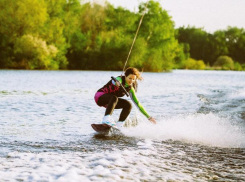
<box><xmin>94</xmin><ymin>76</ymin><xmax>150</xmax><ymax>121</ymax></box>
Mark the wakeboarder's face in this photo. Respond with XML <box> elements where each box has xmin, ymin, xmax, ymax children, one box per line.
<box><xmin>125</xmin><ymin>74</ymin><xmax>136</xmax><ymax>86</ymax></box>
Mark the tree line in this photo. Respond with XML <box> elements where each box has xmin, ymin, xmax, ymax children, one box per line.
<box><xmin>176</xmin><ymin>26</ymin><xmax>245</xmax><ymax>71</ymax></box>
<box><xmin>0</xmin><ymin>0</ymin><xmax>244</xmax><ymax>71</ymax></box>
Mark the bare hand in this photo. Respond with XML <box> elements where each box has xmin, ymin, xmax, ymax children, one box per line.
<box><xmin>115</xmin><ymin>81</ymin><xmax>120</xmax><ymax>87</ymax></box>
<box><xmin>149</xmin><ymin>117</ymin><xmax>156</xmax><ymax>124</ymax></box>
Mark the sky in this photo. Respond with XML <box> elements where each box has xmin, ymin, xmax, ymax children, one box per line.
<box><xmin>102</xmin><ymin>0</ymin><xmax>245</xmax><ymax>33</ymax></box>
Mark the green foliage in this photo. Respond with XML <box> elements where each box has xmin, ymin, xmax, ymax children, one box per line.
<box><xmin>0</xmin><ymin>0</ymin><xmax>48</xmax><ymax>68</ymax></box>
<box><xmin>128</xmin><ymin>37</ymin><xmax>148</xmax><ymax>68</ymax></box>
<box><xmin>214</xmin><ymin>56</ymin><xmax>234</xmax><ymax>70</ymax></box>
<box><xmin>177</xmin><ymin>26</ymin><xmax>245</xmax><ymax>69</ymax></box>
<box><xmin>14</xmin><ymin>34</ymin><xmax>58</xmax><ymax>69</ymax></box>
<box><xmin>181</xmin><ymin>58</ymin><xmax>206</xmax><ymax>70</ymax></box>
<box><xmin>0</xmin><ymin>0</ymin><xmax>48</xmax><ymax>38</ymax></box>
<box><xmin>0</xmin><ymin>0</ymin><xmax>69</xmax><ymax>69</ymax></box>
<box><xmin>67</xmin><ymin>0</ymin><xmax>178</xmax><ymax>72</ymax></box>
<box><xmin>176</xmin><ymin>26</ymin><xmax>216</xmax><ymax>65</ymax></box>
<box><xmin>234</xmin><ymin>62</ymin><xmax>243</xmax><ymax>71</ymax></box>
<box><xmin>195</xmin><ymin>60</ymin><xmax>206</xmax><ymax>70</ymax></box>
<box><xmin>137</xmin><ymin>0</ymin><xmax>178</xmax><ymax>71</ymax></box>
<box><xmin>0</xmin><ymin>0</ymin><xmax>244</xmax><ymax>71</ymax></box>
<box><xmin>224</xmin><ymin>27</ymin><xmax>245</xmax><ymax>65</ymax></box>
<box><xmin>42</xmin><ymin>0</ymin><xmax>71</xmax><ymax>69</ymax></box>
<box><xmin>173</xmin><ymin>43</ymin><xmax>190</xmax><ymax>69</ymax></box>
<box><xmin>212</xmin><ymin>30</ymin><xmax>229</xmax><ymax>58</ymax></box>
<box><xmin>144</xmin><ymin>49</ymin><xmax>163</xmax><ymax>72</ymax></box>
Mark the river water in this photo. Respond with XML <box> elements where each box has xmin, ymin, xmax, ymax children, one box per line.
<box><xmin>0</xmin><ymin>70</ymin><xmax>245</xmax><ymax>181</ymax></box>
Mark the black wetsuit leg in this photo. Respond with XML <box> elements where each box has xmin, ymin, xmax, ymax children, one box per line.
<box><xmin>97</xmin><ymin>94</ymin><xmax>132</xmax><ymax>121</ymax></box>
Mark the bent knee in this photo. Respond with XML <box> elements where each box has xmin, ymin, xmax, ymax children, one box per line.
<box><xmin>125</xmin><ymin>101</ymin><xmax>132</xmax><ymax>110</ymax></box>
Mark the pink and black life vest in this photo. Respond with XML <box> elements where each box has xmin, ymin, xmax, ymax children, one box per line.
<box><xmin>97</xmin><ymin>76</ymin><xmax>131</xmax><ymax>97</ymax></box>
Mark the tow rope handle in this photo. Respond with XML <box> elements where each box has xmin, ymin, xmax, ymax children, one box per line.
<box><xmin>111</xmin><ymin>76</ymin><xmax>129</xmax><ymax>97</ymax></box>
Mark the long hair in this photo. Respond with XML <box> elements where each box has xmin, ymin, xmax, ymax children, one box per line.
<box><xmin>124</xmin><ymin>67</ymin><xmax>143</xmax><ymax>92</ymax></box>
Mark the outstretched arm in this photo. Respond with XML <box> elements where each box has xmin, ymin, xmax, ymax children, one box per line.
<box><xmin>129</xmin><ymin>87</ymin><xmax>156</xmax><ymax>124</ymax></box>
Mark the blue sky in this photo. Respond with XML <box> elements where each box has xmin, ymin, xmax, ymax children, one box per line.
<box><xmin>105</xmin><ymin>0</ymin><xmax>245</xmax><ymax>33</ymax></box>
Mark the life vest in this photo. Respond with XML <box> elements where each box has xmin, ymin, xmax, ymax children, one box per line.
<box><xmin>97</xmin><ymin>76</ymin><xmax>131</xmax><ymax>97</ymax></box>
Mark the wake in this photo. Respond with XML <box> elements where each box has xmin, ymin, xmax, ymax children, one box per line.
<box><xmin>123</xmin><ymin>113</ymin><xmax>245</xmax><ymax>148</ymax></box>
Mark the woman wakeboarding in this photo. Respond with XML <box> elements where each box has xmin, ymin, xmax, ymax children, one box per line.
<box><xmin>94</xmin><ymin>67</ymin><xmax>156</xmax><ymax>128</ymax></box>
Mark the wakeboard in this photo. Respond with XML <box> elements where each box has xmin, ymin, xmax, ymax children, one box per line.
<box><xmin>91</xmin><ymin>124</ymin><xmax>121</xmax><ymax>135</ymax></box>
<box><xmin>91</xmin><ymin>124</ymin><xmax>111</xmax><ymax>134</ymax></box>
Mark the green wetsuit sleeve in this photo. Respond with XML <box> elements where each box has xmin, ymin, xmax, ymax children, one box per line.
<box><xmin>129</xmin><ymin>87</ymin><xmax>150</xmax><ymax>118</ymax></box>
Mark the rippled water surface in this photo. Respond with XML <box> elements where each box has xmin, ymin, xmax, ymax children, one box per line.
<box><xmin>0</xmin><ymin>70</ymin><xmax>245</xmax><ymax>181</ymax></box>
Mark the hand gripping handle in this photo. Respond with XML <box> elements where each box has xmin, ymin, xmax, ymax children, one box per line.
<box><xmin>111</xmin><ymin>76</ymin><xmax>129</xmax><ymax>97</ymax></box>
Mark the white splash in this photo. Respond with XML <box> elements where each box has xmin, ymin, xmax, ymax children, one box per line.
<box><xmin>229</xmin><ymin>88</ymin><xmax>245</xmax><ymax>100</ymax></box>
<box><xmin>124</xmin><ymin>113</ymin><xmax>245</xmax><ymax>148</ymax></box>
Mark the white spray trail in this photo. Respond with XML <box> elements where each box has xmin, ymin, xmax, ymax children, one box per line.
<box><xmin>123</xmin><ymin>113</ymin><xmax>245</xmax><ymax>148</ymax></box>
